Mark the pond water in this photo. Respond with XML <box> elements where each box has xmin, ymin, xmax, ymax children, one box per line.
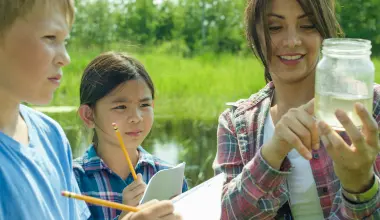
<box><xmin>45</xmin><ymin>109</ymin><xmax>219</xmax><ymax>188</ymax></box>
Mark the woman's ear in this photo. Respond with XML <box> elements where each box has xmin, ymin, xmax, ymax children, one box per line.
<box><xmin>78</xmin><ymin>105</ymin><xmax>95</xmax><ymax>128</ymax></box>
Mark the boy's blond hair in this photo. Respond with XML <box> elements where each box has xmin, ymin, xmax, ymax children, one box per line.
<box><xmin>0</xmin><ymin>0</ymin><xmax>75</xmax><ymax>36</ymax></box>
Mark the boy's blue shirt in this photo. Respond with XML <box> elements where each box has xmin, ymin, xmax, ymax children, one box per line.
<box><xmin>0</xmin><ymin>104</ymin><xmax>90</xmax><ymax>220</ymax></box>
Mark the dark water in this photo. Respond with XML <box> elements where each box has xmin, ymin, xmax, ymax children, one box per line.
<box><xmin>53</xmin><ymin>112</ymin><xmax>218</xmax><ymax>188</ymax></box>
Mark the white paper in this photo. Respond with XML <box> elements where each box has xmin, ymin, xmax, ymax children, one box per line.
<box><xmin>172</xmin><ymin>173</ymin><xmax>226</xmax><ymax>220</ymax></box>
<box><xmin>140</xmin><ymin>162</ymin><xmax>186</xmax><ymax>204</ymax></box>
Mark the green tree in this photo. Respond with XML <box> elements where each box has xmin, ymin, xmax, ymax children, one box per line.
<box><xmin>69</xmin><ymin>0</ymin><xmax>380</xmax><ymax>55</ymax></box>
<box><xmin>116</xmin><ymin>0</ymin><xmax>158</xmax><ymax>45</ymax></box>
<box><xmin>338</xmin><ymin>0</ymin><xmax>380</xmax><ymax>55</ymax></box>
<box><xmin>71</xmin><ymin>0</ymin><xmax>117</xmax><ymax>48</ymax></box>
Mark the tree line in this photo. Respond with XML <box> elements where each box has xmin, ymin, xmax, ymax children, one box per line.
<box><xmin>71</xmin><ymin>0</ymin><xmax>380</xmax><ymax>56</ymax></box>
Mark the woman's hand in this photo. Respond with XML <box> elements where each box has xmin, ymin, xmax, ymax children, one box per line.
<box><xmin>318</xmin><ymin>103</ymin><xmax>379</xmax><ymax>193</ymax></box>
<box><xmin>262</xmin><ymin>99</ymin><xmax>319</xmax><ymax>170</ymax></box>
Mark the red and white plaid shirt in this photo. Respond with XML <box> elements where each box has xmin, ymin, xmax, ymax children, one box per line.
<box><xmin>213</xmin><ymin>82</ymin><xmax>380</xmax><ymax>219</ymax></box>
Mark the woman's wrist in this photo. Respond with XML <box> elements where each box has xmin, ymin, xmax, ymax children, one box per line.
<box><xmin>342</xmin><ymin>174</ymin><xmax>379</xmax><ymax>204</ymax></box>
<box><xmin>261</xmin><ymin>141</ymin><xmax>289</xmax><ymax>170</ymax></box>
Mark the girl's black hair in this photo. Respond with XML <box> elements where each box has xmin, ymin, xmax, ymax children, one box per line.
<box><xmin>79</xmin><ymin>51</ymin><xmax>155</xmax><ymax>145</ymax></box>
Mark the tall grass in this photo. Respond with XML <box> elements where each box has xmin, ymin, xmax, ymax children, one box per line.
<box><xmin>51</xmin><ymin>46</ymin><xmax>380</xmax><ymax>121</ymax></box>
<box><xmin>53</xmin><ymin>47</ymin><xmax>266</xmax><ymax>121</ymax></box>
<box><xmin>375</xmin><ymin>59</ymin><xmax>380</xmax><ymax>82</ymax></box>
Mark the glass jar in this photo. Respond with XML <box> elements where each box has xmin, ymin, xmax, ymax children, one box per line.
<box><xmin>315</xmin><ymin>38</ymin><xmax>375</xmax><ymax>130</ymax></box>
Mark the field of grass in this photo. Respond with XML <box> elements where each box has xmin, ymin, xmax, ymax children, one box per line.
<box><xmin>375</xmin><ymin>59</ymin><xmax>380</xmax><ymax>81</ymax></box>
<box><xmin>50</xmin><ymin>46</ymin><xmax>380</xmax><ymax>121</ymax></box>
<box><xmin>52</xmin><ymin>46</ymin><xmax>266</xmax><ymax>121</ymax></box>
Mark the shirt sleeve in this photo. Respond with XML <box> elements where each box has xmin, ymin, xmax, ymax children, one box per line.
<box><xmin>213</xmin><ymin>108</ymin><xmax>292</xmax><ymax>219</ymax></box>
<box><xmin>328</xmin><ymin>174</ymin><xmax>380</xmax><ymax>219</ymax></box>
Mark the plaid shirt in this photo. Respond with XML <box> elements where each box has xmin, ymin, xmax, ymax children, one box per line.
<box><xmin>74</xmin><ymin>145</ymin><xmax>188</xmax><ymax>220</ymax></box>
<box><xmin>213</xmin><ymin>82</ymin><xmax>380</xmax><ymax>220</ymax></box>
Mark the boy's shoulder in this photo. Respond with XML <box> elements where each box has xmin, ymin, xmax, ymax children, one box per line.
<box><xmin>20</xmin><ymin>104</ymin><xmax>65</xmax><ymax>136</ymax></box>
<box><xmin>20</xmin><ymin>104</ymin><xmax>70</xmax><ymax>156</ymax></box>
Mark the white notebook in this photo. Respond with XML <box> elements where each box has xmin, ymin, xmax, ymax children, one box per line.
<box><xmin>172</xmin><ymin>173</ymin><xmax>226</xmax><ymax>220</ymax></box>
<box><xmin>140</xmin><ymin>162</ymin><xmax>186</xmax><ymax>204</ymax></box>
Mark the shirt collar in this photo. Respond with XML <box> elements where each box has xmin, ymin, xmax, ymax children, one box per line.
<box><xmin>135</xmin><ymin>146</ymin><xmax>158</xmax><ymax>173</ymax></box>
<box><xmin>83</xmin><ymin>145</ymin><xmax>157</xmax><ymax>174</ymax></box>
<box><xmin>234</xmin><ymin>81</ymin><xmax>274</xmax><ymax>115</ymax></box>
<box><xmin>82</xmin><ymin>145</ymin><xmax>107</xmax><ymax>173</ymax></box>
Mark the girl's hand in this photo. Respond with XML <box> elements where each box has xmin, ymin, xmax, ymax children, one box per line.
<box><xmin>121</xmin><ymin>200</ymin><xmax>182</xmax><ymax>220</ymax></box>
<box><xmin>119</xmin><ymin>174</ymin><xmax>147</xmax><ymax>218</ymax></box>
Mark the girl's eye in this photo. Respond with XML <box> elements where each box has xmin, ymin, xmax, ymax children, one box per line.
<box><xmin>113</xmin><ymin>105</ymin><xmax>127</xmax><ymax>110</ymax></box>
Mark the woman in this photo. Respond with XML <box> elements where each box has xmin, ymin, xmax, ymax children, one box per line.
<box><xmin>213</xmin><ymin>0</ymin><xmax>380</xmax><ymax>219</ymax></box>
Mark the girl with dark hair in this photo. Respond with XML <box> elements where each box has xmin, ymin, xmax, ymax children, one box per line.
<box><xmin>73</xmin><ymin>51</ymin><xmax>188</xmax><ymax>220</ymax></box>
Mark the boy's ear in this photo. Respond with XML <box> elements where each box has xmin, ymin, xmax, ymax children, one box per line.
<box><xmin>78</xmin><ymin>105</ymin><xmax>95</xmax><ymax>128</ymax></box>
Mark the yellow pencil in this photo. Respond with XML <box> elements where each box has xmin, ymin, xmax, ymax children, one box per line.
<box><xmin>112</xmin><ymin>122</ymin><xmax>138</xmax><ymax>180</ymax></box>
<box><xmin>61</xmin><ymin>191</ymin><xmax>140</xmax><ymax>212</ymax></box>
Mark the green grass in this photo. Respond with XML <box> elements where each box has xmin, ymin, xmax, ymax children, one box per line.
<box><xmin>51</xmin><ymin>46</ymin><xmax>380</xmax><ymax>121</ymax></box>
<box><xmin>375</xmin><ymin>59</ymin><xmax>380</xmax><ymax>82</ymax></box>
<box><xmin>53</xmin><ymin>46</ymin><xmax>266</xmax><ymax>121</ymax></box>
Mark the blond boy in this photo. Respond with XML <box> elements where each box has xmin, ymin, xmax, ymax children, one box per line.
<box><xmin>0</xmin><ymin>0</ymin><xmax>90</xmax><ymax>219</ymax></box>
<box><xmin>0</xmin><ymin>1</ymin><xmax>181</xmax><ymax>219</ymax></box>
